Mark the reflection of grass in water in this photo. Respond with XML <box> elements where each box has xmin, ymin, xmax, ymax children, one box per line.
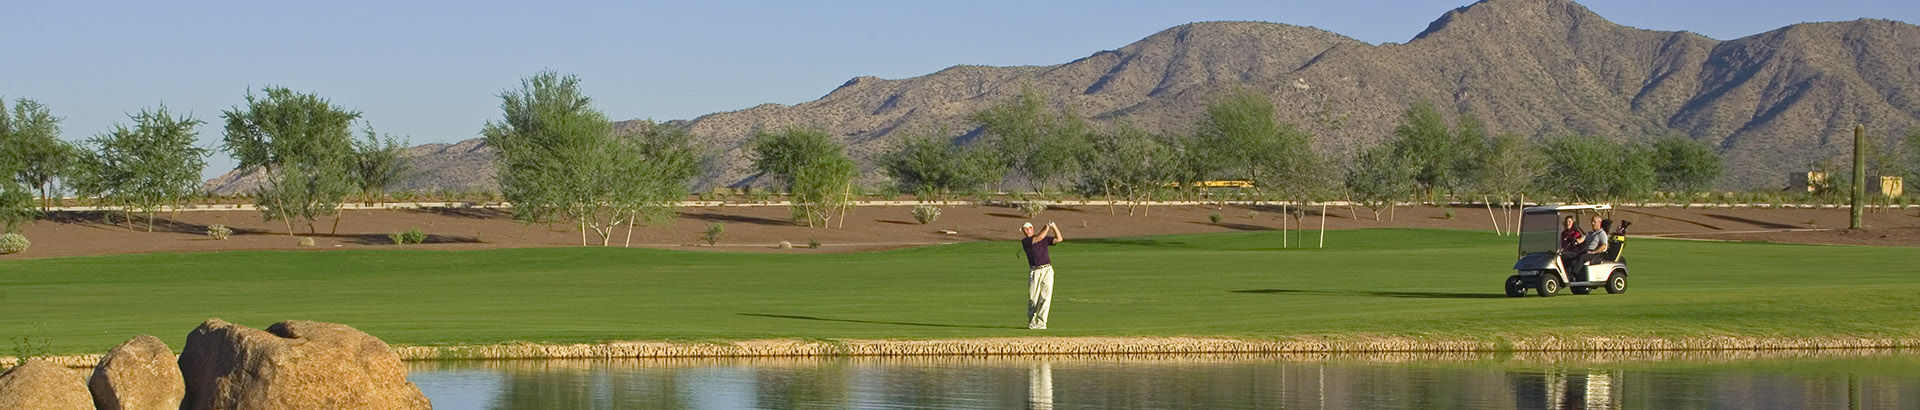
<box><xmin>3</xmin><ymin>228</ymin><xmax>1919</xmax><ymax>356</ymax></box>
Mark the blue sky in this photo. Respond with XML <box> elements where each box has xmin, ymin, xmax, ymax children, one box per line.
<box><xmin>3</xmin><ymin>0</ymin><xmax>1914</xmax><ymax>178</ymax></box>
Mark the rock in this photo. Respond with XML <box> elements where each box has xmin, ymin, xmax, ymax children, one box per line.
<box><xmin>0</xmin><ymin>358</ymin><xmax>93</xmax><ymax>410</ymax></box>
<box><xmin>90</xmin><ymin>335</ymin><xmax>183</xmax><ymax>410</ymax></box>
<box><xmin>178</xmin><ymin>319</ymin><xmax>430</xmax><ymax>410</ymax></box>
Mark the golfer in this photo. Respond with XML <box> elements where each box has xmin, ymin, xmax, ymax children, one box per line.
<box><xmin>1021</xmin><ymin>221</ymin><xmax>1065</xmax><ymax>330</ymax></box>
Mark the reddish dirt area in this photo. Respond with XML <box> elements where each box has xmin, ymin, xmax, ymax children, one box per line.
<box><xmin>6</xmin><ymin>203</ymin><xmax>1917</xmax><ymax>260</ymax></box>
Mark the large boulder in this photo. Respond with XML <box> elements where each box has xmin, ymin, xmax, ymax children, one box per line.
<box><xmin>178</xmin><ymin>319</ymin><xmax>430</xmax><ymax>410</ymax></box>
<box><xmin>89</xmin><ymin>335</ymin><xmax>184</xmax><ymax>410</ymax></box>
<box><xmin>0</xmin><ymin>358</ymin><xmax>93</xmax><ymax>410</ymax></box>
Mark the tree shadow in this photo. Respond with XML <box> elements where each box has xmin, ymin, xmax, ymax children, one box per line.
<box><xmin>1187</xmin><ymin>221</ymin><xmax>1273</xmax><ymax>231</ymax></box>
<box><xmin>403</xmin><ymin>207</ymin><xmax>509</xmax><ymax>220</ymax></box>
<box><xmin>1703</xmin><ymin>214</ymin><xmax>1797</xmax><ymax>230</ymax></box>
<box><xmin>683</xmin><ymin>212</ymin><xmax>793</xmax><ymax>227</ymax></box>
<box><xmin>737</xmin><ymin>313</ymin><xmax>1025</xmax><ymax>329</ymax></box>
<box><xmin>875</xmin><ymin>219</ymin><xmax>920</xmax><ymax>225</ymax></box>
<box><xmin>1232</xmin><ymin>289</ymin><xmax>1505</xmax><ymax>299</ymax></box>
<box><xmin>985</xmin><ymin>213</ymin><xmax>1031</xmax><ymax>219</ymax></box>
<box><xmin>336</xmin><ymin>233</ymin><xmax>484</xmax><ymax>245</ymax></box>
<box><xmin>43</xmin><ymin>211</ymin><xmax>271</xmax><ymax>236</ymax></box>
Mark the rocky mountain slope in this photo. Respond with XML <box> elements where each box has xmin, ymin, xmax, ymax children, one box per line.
<box><xmin>205</xmin><ymin>0</ymin><xmax>1920</xmax><ymax>194</ymax></box>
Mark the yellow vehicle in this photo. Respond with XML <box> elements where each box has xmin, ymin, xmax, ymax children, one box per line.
<box><xmin>1164</xmin><ymin>180</ymin><xmax>1255</xmax><ymax>188</ymax></box>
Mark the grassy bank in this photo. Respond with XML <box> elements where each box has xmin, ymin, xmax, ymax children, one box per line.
<box><xmin>2</xmin><ymin>229</ymin><xmax>1917</xmax><ymax>356</ymax></box>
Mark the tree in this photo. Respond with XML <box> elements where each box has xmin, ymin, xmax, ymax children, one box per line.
<box><xmin>221</xmin><ymin>87</ymin><xmax>361</xmax><ymax>235</ymax></box>
<box><xmin>751</xmin><ymin>127</ymin><xmax>856</xmax><ymax>227</ymax></box>
<box><xmin>1473</xmin><ymin>132</ymin><xmax>1543</xmax><ymax>234</ymax></box>
<box><xmin>485</xmin><ymin>72</ymin><xmax>700</xmax><ymax>246</ymax></box>
<box><xmin>71</xmin><ymin>106</ymin><xmax>208</xmax><ymax>232</ymax></box>
<box><xmin>353</xmin><ymin>128</ymin><xmax>411</xmax><ymax>204</ymax></box>
<box><xmin>1535</xmin><ymin>134</ymin><xmax>1654</xmax><ymax>202</ymax></box>
<box><xmin>1194</xmin><ymin>88</ymin><xmax>1327</xmax><ymax>200</ymax></box>
<box><xmin>1390</xmin><ymin>103</ymin><xmax>1481</xmax><ymax>197</ymax></box>
<box><xmin>1077</xmin><ymin>122</ymin><xmax>1173</xmax><ymax>215</ymax></box>
<box><xmin>969</xmin><ymin>86</ymin><xmax>1092</xmax><ymax>190</ymax></box>
<box><xmin>1649</xmin><ymin>135</ymin><xmax>1723</xmax><ymax>199</ymax></box>
<box><xmin>880</xmin><ymin>128</ymin><xmax>996</xmax><ymax>202</ymax></box>
<box><xmin>0</xmin><ymin>98</ymin><xmax>75</xmax><ymax>211</ymax></box>
<box><xmin>1346</xmin><ymin>145</ymin><xmax>1416</xmax><ymax>220</ymax></box>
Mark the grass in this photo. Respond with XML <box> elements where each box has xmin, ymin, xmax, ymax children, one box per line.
<box><xmin>2</xmin><ymin>229</ymin><xmax>1917</xmax><ymax>356</ymax></box>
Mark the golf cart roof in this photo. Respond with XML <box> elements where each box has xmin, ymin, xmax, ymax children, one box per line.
<box><xmin>1522</xmin><ymin>204</ymin><xmax>1612</xmax><ymax>213</ymax></box>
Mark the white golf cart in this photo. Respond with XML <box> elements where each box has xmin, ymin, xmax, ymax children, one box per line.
<box><xmin>1504</xmin><ymin>204</ymin><xmax>1628</xmax><ymax>297</ymax></box>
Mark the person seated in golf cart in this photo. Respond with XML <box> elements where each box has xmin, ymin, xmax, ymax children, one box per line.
<box><xmin>1572</xmin><ymin>216</ymin><xmax>1610</xmax><ymax>280</ymax></box>
<box><xmin>1559</xmin><ymin>216</ymin><xmax>1585</xmax><ymax>273</ymax></box>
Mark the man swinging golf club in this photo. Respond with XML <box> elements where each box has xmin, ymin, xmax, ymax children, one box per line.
<box><xmin>1022</xmin><ymin>221</ymin><xmax>1064</xmax><ymax>330</ymax></box>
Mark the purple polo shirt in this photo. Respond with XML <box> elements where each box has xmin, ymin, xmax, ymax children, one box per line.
<box><xmin>1022</xmin><ymin>236</ymin><xmax>1055</xmax><ymax>267</ymax></box>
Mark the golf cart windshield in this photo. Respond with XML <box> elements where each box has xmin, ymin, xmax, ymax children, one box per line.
<box><xmin>1519</xmin><ymin>210</ymin><xmax>1562</xmax><ymax>255</ymax></box>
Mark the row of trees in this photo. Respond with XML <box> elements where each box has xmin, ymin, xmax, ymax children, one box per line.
<box><xmin>0</xmin><ymin>91</ymin><xmax>412</xmax><ymax>235</ymax></box>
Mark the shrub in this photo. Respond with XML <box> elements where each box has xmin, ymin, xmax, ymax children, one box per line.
<box><xmin>808</xmin><ymin>238</ymin><xmax>822</xmax><ymax>249</ymax></box>
<box><xmin>296</xmin><ymin>237</ymin><xmax>316</xmax><ymax>247</ymax></box>
<box><xmin>1443</xmin><ymin>210</ymin><xmax>1456</xmax><ymax>219</ymax></box>
<box><xmin>1018</xmin><ymin>202</ymin><xmax>1047</xmax><ymax>219</ymax></box>
<box><xmin>1208</xmin><ymin>213</ymin><xmax>1223</xmax><ymax>224</ymax></box>
<box><xmin>912</xmin><ymin>205</ymin><xmax>941</xmax><ymax>224</ymax></box>
<box><xmin>389</xmin><ymin>228</ymin><xmax>427</xmax><ymax>245</ymax></box>
<box><xmin>746</xmin><ymin>190</ymin><xmax>774</xmax><ymax>204</ymax></box>
<box><xmin>207</xmin><ymin>224</ymin><xmax>233</xmax><ymax>240</ymax></box>
<box><xmin>1247</xmin><ymin>210</ymin><xmax>1259</xmax><ymax>219</ymax></box>
<box><xmin>0</xmin><ymin>234</ymin><xmax>29</xmax><ymax>254</ymax></box>
<box><xmin>702</xmin><ymin>222</ymin><xmax>724</xmax><ymax>246</ymax></box>
<box><xmin>878</xmin><ymin>186</ymin><xmax>901</xmax><ymax>201</ymax></box>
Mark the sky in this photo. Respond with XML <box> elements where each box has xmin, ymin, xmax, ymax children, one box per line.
<box><xmin>3</xmin><ymin>0</ymin><xmax>1915</xmax><ymax>179</ymax></box>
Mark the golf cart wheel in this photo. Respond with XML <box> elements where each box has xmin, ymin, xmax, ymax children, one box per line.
<box><xmin>1605</xmin><ymin>270</ymin><xmax>1628</xmax><ymax>294</ymax></box>
<box><xmin>1504</xmin><ymin>275</ymin><xmax>1527</xmax><ymax>297</ymax></box>
<box><xmin>1537</xmin><ymin>275</ymin><xmax>1561</xmax><ymax>297</ymax></box>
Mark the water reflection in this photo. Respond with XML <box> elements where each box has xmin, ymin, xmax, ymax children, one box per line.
<box><xmin>409</xmin><ymin>351</ymin><xmax>1920</xmax><ymax>410</ymax></box>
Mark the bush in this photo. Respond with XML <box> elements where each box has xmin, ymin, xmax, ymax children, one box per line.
<box><xmin>1443</xmin><ymin>210</ymin><xmax>1456</xmax><ymax>219</ymax></box>
<box><xmin>1247</xmin><ymin>210</ymin><xmax>1259</xmax><ymax>219</ymax></box>
<box><xmin>296</xmin><ymin>237</ymin><xmax>316</xmax><ymax>247</ymax></box>
<box><xmin>0</xmin><ymin>233</ymin><xmax>29</xmax><ymax>254</ymax></box>
<box><xmin>1208</xmin><ymin>213</ymin><xmax>1223</xmax><ymax>224</ymax></box>
<box><xmin>878</xmin><ymin>186</ymin><xmax>901</xmax><ymax>201</ymax></box>
<box><xmin>912</xmin><ymin>205</ymin><xmax>941</xmax><ymax>224</ymax></box>
<box><xmin>1018</xmin><ymin>202</ymin><xmax>1047</xmax><ymax>219</ymax></box>
<box><xmin>808</xmin><ymin>238</ymin><xmax>822</xmax><ymax>249</ymax></box>
<box><xmin>389</xmin><ymin>228</ymin><xmax>427</xmax><ymax>245</ymax></box>
<box><xmin>702</xmin><ymin>222</ymin><xmax>724</xmax><ymax>246</ymax></box>
<box><xmin>207</xmin><ymin>225</ymin><xmax>232</xmax><ymax>240</ymax></box>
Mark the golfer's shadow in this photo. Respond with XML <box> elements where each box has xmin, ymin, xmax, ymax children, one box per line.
<box><xmin>1232</xmin><ymin>289</ymin><xmax>1505</xmax><ymax>299</ymax></box>
<box><xmin>738</xmin><ymin>313</ymin><xmax>1027</xmax><ymax>329</ymax></box>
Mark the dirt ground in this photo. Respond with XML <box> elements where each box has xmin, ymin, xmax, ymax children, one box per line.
<box><xmin>5</xmin><ymin>202</ymin><xmax>1917</xmax><ymax>260</ymax></box>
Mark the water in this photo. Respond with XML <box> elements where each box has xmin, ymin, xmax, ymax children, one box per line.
<box><xmin>409</xmin><ymin>350</ymin><xmax>1920</xmax><ymax>409</ymax></box>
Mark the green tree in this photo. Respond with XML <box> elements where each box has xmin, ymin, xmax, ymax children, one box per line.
<box><xmin>968</xmin><ymin>86</ymin><xmax>1092</xmax><ymax>190</ymax></box>
<box><xmin>1649</xmin><ymin>135</ymin><xmax>1723</xmax><ymax>198</ymax></box>
<box><xmin>751</xmin><ymin>127</ymin><xmax>856</xmax><ymax>227</ymax></box>
<box><xmin>1472</xmin><ymin>132</ymin><xmax>1542</xmax><ymax>233</ymax></box>
<box><xmin>0</xmin><ymin>98</ymin><xmax>75</xmax><ymax>211</ymax></box>
<box><xmin>1194</xmin><ymin>88</ymin><xmax>1327</xmax><ymax>200</ymax></box>
<box><xmin>484</xmin><ymin>72</ymin><xmax>700</xmax><ymax>246</ymax></box>
<box><xmin>221</xmin><ymin>87</ymin><xmax>361</xmax><ymax>235</ymax></box>
<box><xmin>71</xmin><ymin>106</ymin><xmax>209</xmax><ymax>232</ymax></box>
<box><xmin>1078</xmin><ymin>122</ymin><xmax>1173</xmax><ymax>215</ymax></box>
<box><xmin>1345</xmin><ymin>145</ymin><xmax>1417</xmax><ymax>220</ymax></box>
<box><xmin>880</xmin><ymin>128</ymin><xmax>996</xmax><ymax>202</ymax></box>
<box><xmin>1536</xmin><ymin>134</ymin><xmax>1654</xmax><ymax>202</ymax></box>
<box><xmin>353</xmin><ymin>128</ymin><xmax>411</xmax><ymax>204</ymax></box>
<box><xmin>1390</xmin><ymin>103</ymin><xmax>1481</xmax><ymax>197</ymax></box>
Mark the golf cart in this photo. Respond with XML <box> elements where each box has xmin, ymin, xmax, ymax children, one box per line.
<box><xmin>1504</xmin><ymin>204</ymin><xmax>1628</xmax><ymax>297</ymax></box>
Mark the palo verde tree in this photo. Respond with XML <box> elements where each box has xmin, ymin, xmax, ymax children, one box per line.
<box><xmin>71</xmin><ymin>106</ymin><xmax>208</xmax><ymax>232</ymax></box>
<box><xmin>1472</xmin><ymin>132</ymin><xmax>1543</xmax><ymax>233</ymax></box>
<box><xmin>1390</xmin><ymin>102</ymin><xmax>1485</xmax><ymax>198</ymax></box>
<box><xmin>1535</xmin><ymin>134</ymin><xmax>1655</xmax><ymax>202</ymax></box>
<box><xmin>485</xmin><ymin>72</ymin><xmax>701</xmax><ymax>246</ymax></box>
<box><xmin>0</xmin><ymin>98</ymin><xmax>76</xmax><ymax>211</ymax></box>
<box><xmin>1649</xmin><ymin>135</ymin><xmax>1723</xmax><ymax>200</ymax></box>
<box><xmin>1077</xmin><ymin>122</ymin><xmax>1173</xmax><ymax>215</ymax></box>
<box><xmin>1193</xmin><ymin>88</ymin><xmax>1328</xmax><ymax>201</ymax></box>
<box><xmin>880</xmin><ymin>128</ymin><xmax>998</xmax><ymax>203</ymax></box>
<box><xmin>751</xmin><ymin>126</ymin><xmax>857</xmax><ymax>227</ymax></box>
<box><xmin>1345</xmin><ymin>144</ymin><xmax>1417</xmax><ymax>220</ymax></box>
<box><xmin>969</xmin><ymin>86</ymin><xmax>1093</xmax><ymax>191</ymax></box>
<box><xmin>352</xmin><ymin>128</ymin><xmax>410</xmax><ymax>205</ymax></box>
<box><xmin>222</xmin><ymin>87</ymin><xmax>361</xmax><ymax>235</ymax></box>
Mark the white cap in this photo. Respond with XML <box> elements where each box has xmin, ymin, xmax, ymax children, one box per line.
<box><xmin>1022</xmin><ymin>222</ymin><xmax>1033</xmax><ymax>229</ymax></box>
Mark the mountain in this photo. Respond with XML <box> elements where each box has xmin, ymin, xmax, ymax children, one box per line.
<box><xmin>205</xmin><ymin>0</ymin><xmax>1920</xmax><ymax>193</ymax></box>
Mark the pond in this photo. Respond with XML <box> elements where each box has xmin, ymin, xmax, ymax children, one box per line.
<box><xmin>409</xmin><ymin>350</ymin><xmax>1920</xmax><ymax>409</ymax></box>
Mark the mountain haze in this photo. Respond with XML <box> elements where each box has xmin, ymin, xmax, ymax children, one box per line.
<box><xmin>204</xmin><ymin>0</ymin><xmax>1920</xmax><ymax>194</ymax></box>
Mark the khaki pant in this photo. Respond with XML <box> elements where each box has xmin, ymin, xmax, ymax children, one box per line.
<box><xmin>1028</xmin><ymin>265</ymin><xmax>1054</xmax><ymax>329</ymax></box>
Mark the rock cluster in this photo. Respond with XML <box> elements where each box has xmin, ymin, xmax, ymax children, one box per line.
<box><xmin>0</xmin><ymin>319</ymin><xmax>430</xmax><ymax>410</ymax></box>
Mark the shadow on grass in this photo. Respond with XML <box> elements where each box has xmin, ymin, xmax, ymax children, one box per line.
<box><xmin>1231</xmin><ymin>289</ymin><xmax>1504</xmax><ymax>299</ymax></box>
<box><xmin>738</xmin><ymin>313</ymin><xmax>1025</xmax><ymax>329</ymax></box>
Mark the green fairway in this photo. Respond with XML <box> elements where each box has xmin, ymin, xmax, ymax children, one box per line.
<box><xmin>3</xmin><ymin>229</ymin><xmax>1917</xmax><ymax>355</ymax></box>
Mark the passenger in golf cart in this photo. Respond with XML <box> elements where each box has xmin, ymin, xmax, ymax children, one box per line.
<box><xmin>1506</xmin><ymin>205</ymin><xmax>1631</xmax><ymax>297</ymax></box>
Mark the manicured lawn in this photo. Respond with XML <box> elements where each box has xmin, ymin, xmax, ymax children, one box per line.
<box><xmin>3</xmin><ymin>229</ymin><xmax>1917</xmax><ymax>355</ymax></box>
